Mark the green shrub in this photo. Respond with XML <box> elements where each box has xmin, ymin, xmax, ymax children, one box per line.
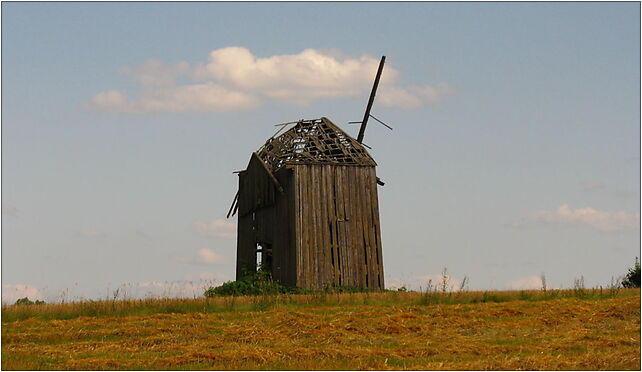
<box><xmin>203</xmin><ymin>268</ymin><xmax>376</xmax><ymax>297</ymax></box>
<box><xmin>14</xmin><ymin>297</ymin><xmax>45</xmax><ymax>306</ymax></box>
<box><xmin>204</xmin><ymin>268</ymin><xmax>294</xmax><ymax>297</ymax></box>
<box><xmin>621</xmin><ymin>257</ymin><xmax>641</xmax><ymax>288</ymax></box>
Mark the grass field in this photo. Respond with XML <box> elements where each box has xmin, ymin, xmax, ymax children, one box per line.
<box><xmin>2</xmin><ymin>288</ymin><xmax>640</xmax><ymax>370</ymax></box>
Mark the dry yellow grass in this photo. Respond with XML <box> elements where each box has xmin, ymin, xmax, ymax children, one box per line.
<box><xmin>2</xmin><ymin>290</ymin><xmax>640</xmax><ymax>370</ymax></box>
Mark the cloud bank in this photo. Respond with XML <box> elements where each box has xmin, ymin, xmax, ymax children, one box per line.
<box><xmin>2</xmin><ymin>205</ymin><xmax>18</xmax><ymax>216</ymax></box>
<box><xmin>88</xmin><ymin>47</ymin><xmax>452</xmax><ymax>113</ymax></box>
<box><xmin>195</xmin><ymin>248</ymin><xmax>226</xmax><ymax>265</ymax></box>
<box><xmin>179</xmin><ymin>248</ymin><xmax>227</xmax><ymax>266</ymax></box>
<box><xmin>195</xmin><ymin>218</ymin><xmax>236</xmax><ymax>239</ymax></box>
<box><xmin>513</xmin><ymin>204</ymin><xmax>640</xmax><ymax>232</ymax></box>
<box><xmin>505</xmin><ymin>276</ymin><xmax>543</xmax><ymax>290</ymax></box>
<box><xmin>386</xmin><ymin>273</ymin><xmax>463</xmax><ymax>292</ymax></box>
<box><xmin>2</xmin><ymin>284</ymin><xmax>44</xmax><ymax>304</ymax></box>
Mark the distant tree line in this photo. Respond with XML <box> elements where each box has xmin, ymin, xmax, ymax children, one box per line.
<box><xmin>14</xmin><ymin>297</ymin><xmax>45</xmax><ymax>305</ymax></box>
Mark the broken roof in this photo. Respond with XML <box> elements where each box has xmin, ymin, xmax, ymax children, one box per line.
<box><xmin>256</xmin><ymin>117</ymin><xmax>377</xmax><ymax>172</ymax></box>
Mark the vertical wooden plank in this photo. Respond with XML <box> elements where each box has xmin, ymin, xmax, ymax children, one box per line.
<box><xmin>294</xmin><ymin>166</ymin><xmax>299</xmax><ymax>286</ymax></box>
<box><xmin>308</xmin><ymin>165</ymin><xmax>316</xmax><ymax>289</ymax></box>
<box><xmin>302</xmin><ymin>165</ymin><xmax>308</xmax><ymax>288</ymax></box>
<box><xmin>350</xmin><ymin>166</ymin><xmax>360</xmax><ymax>287</ymax></box>
<box><xmin>321</xmin><ymin>166</ymin><xmax>331</xmax><ymax>287</ymax></box>
<box><xmin>363</xmin><ymin>168</ymin><xmax>373</xmax><ymax>288</ymax></box>
<box><xmin>354</xmin><ymin>167</ymin><xmax>370</xmax><ymax>288</ymax></box>
<box><xmin>332</xmin><ymin>167</ymin><xmax>340</xmax><ymax>285</ymax></box>
<box><xmin>289</xmin><ymin>168</ymin><xmax>297</xmax><ymax>287</ymax></box>
<box><xmin>338</xmin><ymin>166</ymin><xmax>348</xmax><ymax>286</ymax></box>
<box><xmin>369</xmin><ymin>169</ymin><xmax>379</xmax><ymax>289</ymax></box>
<box><xmin>356</xmin><ymin>168</ymin><xmax>368</xmax><ymax>288</ymax></box>
<box><xmin>273</xmin><ymin>178</ymin><xmax>281</xmax><ymax>283</ymax></box>
<box><xmin>287</xmin><ymin>168</ymin><xmax>295</xmax><ymax>287</ymax></box>
<box><xmin>298</xmin><ymin>166</ymin><xmax>305</xmax><ymax>288</ymax></box>
<box><xmin>369</xmin><ymin>170</ymin><xmax>380</xmax><ymax>289</ymax></box>
<box><xmin>334</xmin><ymin>167</ymin><xmax>346</xmax><ymax>285</ymax></box>
<box><xmin>361</xmin><ymin>168</ymin><xmax>375</xmax><ymax>288</ymax></box>
<box><xmin>333</xmin><ymin>167</ymin><xmax>341</xmax><ymax>286</ymax></box>
<box><xmin>309</xmin><ymin>165</ymin><xmax>316</xmax><ymax>289</ymax></box>
<box><xmin>316</xmin><ymin>166</ymin><xmax>324</xmax><ymax>287</ymax></box>
<box><xmin>348</xmin><ymin>167</ymin><xmax>357</xmax><ymax>288</ymax></box>
<box><xmin>317</xmin><ymin>165</ymin><xmax>325</xmax><ymax>289</ymax></box>
<box><xmin>344</xmin><ymin>166</ymin><xmax>355</xmax><ymax>287</ymax></box>
<box><xmin>307</xmin><ymin>166</ymin><xmax>312</xmax><ymax>289</ymax></box>
<box><xmin>296</xmin><ymin>166</ymin><xmax>304</xmax><ymax>288</ymax></box>
<box><xmin>273</xmin><ymin>168</ymin><xmax>286</xmax><ymax>285</ymax></box>
<box><xmin>302</xmin><ymin>165</ymin><xmax>309</xmax><ymax>289</ymax></box>
<box><xmin>307</xmin><ymin>166</ymin><xmax>313</xmax><ymax>289</ymax></box>
<box><xmin>325</xmin><ymin>165</ymin><xmax>338</xmax><ymax>285</ymax></box>
<box><xmin>371</xmin><ymin>168</ymin><xmax>384</xmax><ymax>289</ymax></box>
<box><xmin>359</xmin><ymin>168</ymin><xmax>370</xmax><ymax>288</ymax></box>
<box><xmin>352</xmin><ymin>167</ymin><xmax>363</xmax><ymax>288</ymax></box>
<box><xmin>279</xmin><ymin>169</ymin><xmax>288</xmax><ymax>285</ymax></box>
<box><xmin>316</xmin><ymin>166</ymin><xmax>324</xmax><ymax>289</ymax></box>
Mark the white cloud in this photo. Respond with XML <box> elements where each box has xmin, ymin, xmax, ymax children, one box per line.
<box><xmin>89</xmin><ymin>58</ymin><xmax>258</xmax><ymax>112</ymax></box>
<box><xmin>88</xmin><ymin>47</ymin><xmax>451</xmax><ymax>113</ymax></box>
<box><xmin>195</xmin><ymin>218</ymin><xmax>236</xmax><ymax>238</ymax></box>
<box><xmin>505</xmin><ymin>276</ymin><xmax>543</xmax><ymax>290</ymax></box>
<box><xmin>196</xmin><ymin>248</ymin><xmax>226</xmax><ymax>264</ymax></box>
<box><xmin>179</xmin><ymin>248</ymin><xmax>227</xmax><ymax>266</ymax></box>
<box><xmin>2</xmin><ymin>205</ymin><xmax>18</xmax><ymax>216</ymax></box>
<box><xmin>2</xmin><ymin>284</ymin><xmax>44</xmax><ymax>304</ymax></box>
<box><xmin>378</xmin><ymin>83</ymin><xmax>453</xmax><ymax>109</ymax></box>
<box><xmin>378</xmin><ymin>85</ymin><xmax>423</xmax><ymax>109</ymax></box>
<box><xmin>415</xmin><ymin>83</ymin><xmax>454</xmax><ymax>104</ymax></box>
<box><xmin>89</xmin><ymin>83</ymin><xmax>259</xmax><ymax>113</ymax></box>
<box><xmin>531</xmin><ymin>204</ymin><xmax>640</xmax><ymax>232</ymax></box>
<box><xmin>120</xmin><ymin>59</ymin><xmax>186</xmax><ymax>88</ymax></box>
<box><xmin>196</xmin><ymin>47</ymin><xmax>395</xmax><ymax>105</ymax></box>
<box><xmin>90</xmin><ymin>90</ymin><xmax>136</xmax><ymax>112</ymax></box>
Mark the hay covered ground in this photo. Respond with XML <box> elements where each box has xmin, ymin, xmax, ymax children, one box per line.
<box><xmin>2</xmin><ymin>289</ymin><xmax>640</xmax><ymax>370</ymax></box>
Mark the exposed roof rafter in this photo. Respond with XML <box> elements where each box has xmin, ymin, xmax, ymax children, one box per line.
<box><xmin>256</xmin><ymin>117</ymin><xmax>376</xmax><ymax>172</ymax></box>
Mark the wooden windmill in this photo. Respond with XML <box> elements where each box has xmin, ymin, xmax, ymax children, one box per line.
<box><xmin>228</xmin><ymin>57</ymin><xmax>388</xmax><ymax>290</ymax></box>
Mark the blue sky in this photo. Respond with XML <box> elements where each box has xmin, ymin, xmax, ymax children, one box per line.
<box><xmin>2</xmin><ymin>2</ymin><xmax>640</xmax><ymax>302</ymax></box>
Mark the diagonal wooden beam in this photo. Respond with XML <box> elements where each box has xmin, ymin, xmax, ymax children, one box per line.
<box><xmin>357</xmin><ymin>56</ymin><xmax>386</xmax><ymax>143</ymax></box>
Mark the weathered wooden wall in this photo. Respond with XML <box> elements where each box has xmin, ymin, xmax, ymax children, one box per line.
<box><xmin>236</xmin><ymin>159</ymin><xmax>296</xmax><ymax>287</ymax></box>
<box><xmin>236</xmin><ymin>159</ymin><xmax>384</xmax><ymax>290</ymax></box>
<box><xmin>293</xmin><ymin>165</ymin><xmax>384</xmax><ymax>290</ymax></box>
<box><xmin>270</xmin><ymin>168</ymin><xmax>297</xmax><ymax>286</ymax></box>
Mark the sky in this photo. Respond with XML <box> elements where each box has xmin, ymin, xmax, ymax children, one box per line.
<box><xmin>1</xmin><ymin>2</ymin><xmax>640</xmax><ymax>303</ymax></box>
